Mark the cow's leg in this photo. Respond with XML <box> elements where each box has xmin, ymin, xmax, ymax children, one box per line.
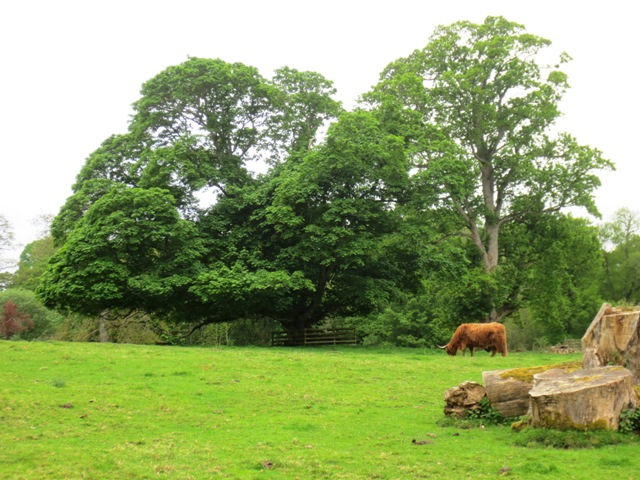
<box><xmin>469</xmin><ymin>347</ymin><xmax>474</xmax><ymax>357</ymax></box>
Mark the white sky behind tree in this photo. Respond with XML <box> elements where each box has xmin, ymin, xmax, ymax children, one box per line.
<box><xmin>0</xmin><ymin>0</ymin><xmax>637</xmax><ymax>265</ymax></box>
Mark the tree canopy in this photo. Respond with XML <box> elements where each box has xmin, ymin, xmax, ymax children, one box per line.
<box><xmin>39</xmin><ymin>187</ymin><xmax>204</xmax><ymax>319</ymax></box>
<box><xmin>38</xmin><ymin>17</ymin><xmax>615</xmax><ymax>343</ymax></box>
<box><xmin>189</xmin><ymin>110</ymin><xmax>418</xmax><ymax>334</ymax></box>
<box><xmin>10</xmin><ymin>236</ymin><xmax>57</xmax><ymax>292</ymax></box>
<box><xmin>363</xmin><ymin>16</ymin><xmax>613</xmax><ymax>321</ymax></box>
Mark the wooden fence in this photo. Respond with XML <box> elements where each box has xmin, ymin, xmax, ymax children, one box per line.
<box><xmin>272</xmin><ymin>328</ymin><xmax>357</xmax><ymax>347</ymax></box>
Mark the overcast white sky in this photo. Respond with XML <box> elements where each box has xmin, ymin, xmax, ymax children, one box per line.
<box><xmin>1</xmin><ymin>1</ymin><xmax>637</xmax><ymax>265</ymax></box>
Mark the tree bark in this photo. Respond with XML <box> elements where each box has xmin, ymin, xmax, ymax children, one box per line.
<box><xmin>582</xmin><ymin>303</ymin><xmax>640</xmax><ymax>383</ymax></box>
<box><xmin>443</xmin><ymin>381</ymin><xmax>486</xmax><ymax>418</ymax></box>
<box><xmin>98</xmin><ymin>312</ymin><xmax>110</xmax><ymax>343</ymax></box>
<box><xmin>529</xmin><ymin>366</ymin><xmax>637</xmax><ymax>430</ymax></box>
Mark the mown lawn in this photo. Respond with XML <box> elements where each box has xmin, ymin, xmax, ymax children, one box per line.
<box><xmin>1</xmin><ymin>341</ymin><xmax>637</xmax><ymax>479</ymax></box>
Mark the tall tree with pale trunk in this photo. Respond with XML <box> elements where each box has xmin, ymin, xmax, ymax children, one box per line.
<box><xmin>365</xmin><ymin>16</ymin><xmax>613</xmax><ymax>322</ymax></box>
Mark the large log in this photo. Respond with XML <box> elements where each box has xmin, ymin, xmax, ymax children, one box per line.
<box><xmin>529</xmin><ymin>366</ymin><xmax>637</xmax><ymax>430</ymax></box>
<box><xmin>482</xmin><ymin>362</ymin><xmax>581</xmax><ymax>418</ymax></box>
<box><xmin>582</xmin><ymin>303</ymin><xmax>640</xmax><ymax>383</ymax></box>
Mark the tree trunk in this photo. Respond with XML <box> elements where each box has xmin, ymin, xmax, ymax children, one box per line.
<box><xmin>98</xmin><ymin>312</ymin><xmax>110</xmax><ymax>343</ymax></box>
<box><xmin>281</xmin><ymin>318</ymin><xmax>307</xmax><ymax>346</ymax></box>
<box><xmin>529</xmin><ymin>366</ymin><xmax>637</xmax><ymax>430</ymax></box>
<box><xmin>582</xmin><ymin>303</ymin><xmax>640</xmax><ymax>383</ymax></box>
<box><xmin>482</xmin><ymin>362</ymin><xmax>581</xmax><ymax>417</ymax></box>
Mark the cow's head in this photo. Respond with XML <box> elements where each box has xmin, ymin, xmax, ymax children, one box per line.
<box><xmin>438</xmin><ymin>343</ymin><xmax>457</xmax><ymax>356</ymax></box>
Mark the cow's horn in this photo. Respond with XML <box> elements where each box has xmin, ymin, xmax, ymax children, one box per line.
<box><xmin>437</xmin><ymin>344</ymin><xmax>447</xmax><ymax>349</ymax></box>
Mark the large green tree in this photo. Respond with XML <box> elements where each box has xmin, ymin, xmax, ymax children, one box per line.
<box><xmin>40</xmin><ymin>22</ymin><xmax>614</xmax><ymax>343</ymax></box>
<box><xmin>365</xmin><ymin>16</ymin><xmax>613</xmax><ymax>322</ymax></box>
<box><xmin>43</xmin><ymin>58</ymin><xmax>377</xmax><ymax>337</ymax></box>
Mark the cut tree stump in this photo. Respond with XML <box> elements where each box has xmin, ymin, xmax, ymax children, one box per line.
<box><xmin>482</xmin><ymin>362</ymin><xmax>581</xmax><ymax>418</ymax></box>
<box><xmin>443</xmin><ymin>381</ymin><xmax>486</xmax><ymax>418</ymax></box>
<box><xmin>582</xmin><ymin>303</ymin><xmax>640</xmax><ymax>383</ymax></box>
<box><xmin>529</xmin><ymin>366</ymin><xmax>637</xmax><ymax>430</ymax></box>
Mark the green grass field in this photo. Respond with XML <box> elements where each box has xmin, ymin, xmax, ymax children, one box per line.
<box><xmin>1</xmin><ymin>341</ymin><xmax>638</xmax><ymax>479</ymax></box>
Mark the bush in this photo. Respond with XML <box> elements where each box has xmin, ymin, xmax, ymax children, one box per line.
<box><xmin>178</xmin><ymin>317</ymin><xmax>277</xmax><ymax>346</ymax></box>
<box><xmin>0</xmin><ymin>289</ymin><xmax>63</xmax><ymax>340</ymax></box>
<box><xmin>619</xmin><ymin>407</ymin><xmax>640</xmax><ymax>434</ymax></box>
<box><xmin>1</xmin><ymin>301</ymin><xmax>33</xmax><ymax>339</ymax></box>
<box><xmin>52</xmin><ymin>314</ymin><xmax>100</xmax><ymax>342</ymax></box>
<box><xmin>504</xmin><ymin>310</ymin><xmax>551</xmax><ymax>351</ymax></box>
<box><xmin>347</xmin><ymin>296</ymin><xmax>440</xmax><ymax>347</ymax></box>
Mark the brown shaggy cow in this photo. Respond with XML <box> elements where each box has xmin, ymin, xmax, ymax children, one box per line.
<box><xmin>438</xmin><ymin>322</ymin><xmax>507</xmax><ymax>357</ymax></box>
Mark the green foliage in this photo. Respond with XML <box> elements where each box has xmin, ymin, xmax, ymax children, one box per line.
<box><xmin>349</xmin><ymin>295</ymin><xmax>437</xmax><ymax>347</ymax></box>
<box><xmin>436</xmin><ymin>399</ymin><xmax>508</xmax><ymax>429</ymax></box>
<box><xmin>269</xmin><ymin>66</ymin><xmax>344</xmax><ymax>155</ymax></box>
<box><xmin>186</xmin><ymin>317</ymin><xmax>277</xmax><ymax>346</ymax></box>
<box><xmin>132</xmin><ymin>57</ymin><xmax>271</xmax><ymax>147</ymax></box>
<box><xmin>0</xmin><ymin>273</ymin><xmax>12</xmax><ymax>291</ymax></box>
<box><xmin>600</xmin><ymin>207</ymin><xmax>640</xmax><ymax>247</ymax></box>
<box><xmin>365</xmin><ymin>16</ymin><xmax>613</xmax><ymax>323</ymax></box>
<box><xmin>96</xmin><ymin>313</ymin><xmax>162</xmax><ymax>345</ymax></box>
<box><xmin>50</xmin><ymin>313</ymin><xmax>100</xmax><ymax>342</ymax></box>
<box><xmin>602</xmin><ymin>237</ymin><xmax>640</xmax><ymax>304</ymax></box>
<box><xmin>44</xmin><ymin>57</ymin><xmax>362</xmax><ymax>335</ymax></box>
<box><xmin>618</xmin><ymin>407</ymin><xmax>640</xmax><ymax>434</ymax></box>
<box><xmin>38</xmin><ymin>187</ymin><xmax>204</xmax><ymax>319</ymax></box>
<box><xmin>192</xmin><ymin>109</ymin><xmax>419</xmax><ymax>334</ymax></box>
<box><xmin>42</xmin><ymin>19</ymin><xmax>613</xmax><ymax>346</ymax></box>
<box><xmin>11</xmin><ymin>237</ymin><xmax>57</xmax><ymax>292</ymax></box>
<box><xmin>503</xmin><ymin>214</ymin><xmax>604</xmax><ymax>342</ymax></box>
<box><xmin>466</xmin><ymin>396</ymin><xmax>508</xmax><ymax>425</ymax></box>
<box><xmin>504</xmin><ymin>311</ymin><xmax>552</xmax><ymax>351</ymax></box>
<box><xmin>600</xmin><ymin>208</ymin><xmax>640</xmax><ymax>304</ymax></box>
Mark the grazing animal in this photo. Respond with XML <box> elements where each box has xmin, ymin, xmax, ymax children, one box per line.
<box><xmin>438</xmin><ymin>322</ymin><xmax>507</xmax><ymax>357</ymax></box>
